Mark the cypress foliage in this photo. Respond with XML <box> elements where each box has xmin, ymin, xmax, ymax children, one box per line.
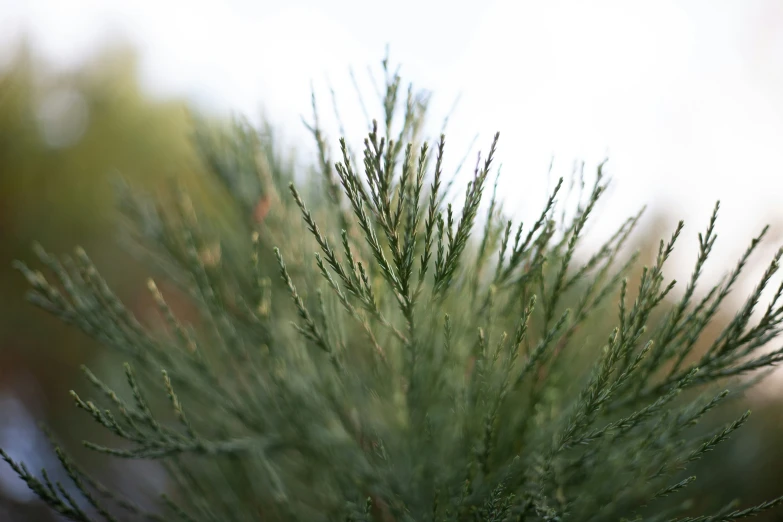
<box><xmin>4</xmin><ymin>55</ymin><xmax>783</xmax><ymax>521</ymax></box>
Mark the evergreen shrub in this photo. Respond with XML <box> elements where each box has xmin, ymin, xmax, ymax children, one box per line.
<box><xmin>4</xmin><ymin>55</ymin><xmax>783</xmax><ymax>522</ymax></box>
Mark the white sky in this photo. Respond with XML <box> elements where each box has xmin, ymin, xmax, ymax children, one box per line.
<box><xmin>2</xmin><ymin>0</ymin><xmax>783</xmax><ymax>301</ymax></box>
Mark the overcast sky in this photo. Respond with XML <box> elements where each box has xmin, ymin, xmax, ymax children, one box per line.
<box><xmin>2</xmin><ymin>0</ymin><xmax>783</xmax><ymax>302</ymax></box>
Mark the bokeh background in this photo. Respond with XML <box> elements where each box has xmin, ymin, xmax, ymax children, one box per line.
<box><xmin>1</xmin><ymin>1</ymin><xmax>783</xmax><ymax>520</ymax></box>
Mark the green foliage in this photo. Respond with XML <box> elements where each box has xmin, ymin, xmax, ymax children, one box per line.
<box><xmin>5</xmin><ymin>54</ymin><xmax>783</xmax><ymax>522</ymax></box>
<box><xmin>0</xmin><ymin>41</ymin><xmax>217</xmax><ymax>386</ymax></box>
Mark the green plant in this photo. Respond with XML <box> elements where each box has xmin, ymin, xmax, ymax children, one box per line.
<box><xmin>4</xmin><ymin>54</ymin><xmax>783</xmax><ymax>522</ymax></box>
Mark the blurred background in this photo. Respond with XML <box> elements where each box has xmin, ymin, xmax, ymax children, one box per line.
<box><xmin>1</xmin><ymin>0</ymin><xmax>782</xmax><ymax>520</ymax></box>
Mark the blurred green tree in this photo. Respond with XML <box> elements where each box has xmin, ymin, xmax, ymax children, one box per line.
<box><xmin>0</xmin><ymin>38</ymin><xmax>220</xmax><ymax>520</ymax></box>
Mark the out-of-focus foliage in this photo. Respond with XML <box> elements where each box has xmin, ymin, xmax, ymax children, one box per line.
<box><xmin>0</xmin><ymin>39</ymin><xmax>206</xmax><ymax>358</ymax></box>
<box><xmin>0</xmin><ymin>39</ymin><xmax>223</xmax><ymax>520</ymax></box>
